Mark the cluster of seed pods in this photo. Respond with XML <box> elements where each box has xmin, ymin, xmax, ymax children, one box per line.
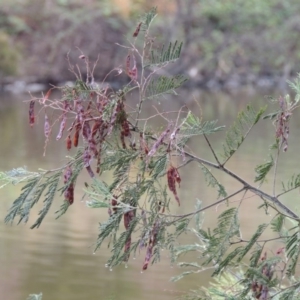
<box><xmin>28</xmin><ymin>88</ymin><xmax>131</xmax><ymax>205</ymax></box>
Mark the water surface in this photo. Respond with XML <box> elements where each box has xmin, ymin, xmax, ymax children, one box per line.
<box><xmin>0</xmin><ymin>89</ymin><xmax>299</xmax><ymax>299</ymax></box>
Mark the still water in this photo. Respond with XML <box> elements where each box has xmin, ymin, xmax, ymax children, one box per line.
<box><xmin>0</xmin><ymin>89</ymin><xmax>299</xmax><ymax>300</ymax></box>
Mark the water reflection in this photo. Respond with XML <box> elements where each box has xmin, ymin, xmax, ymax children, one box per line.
<box><xmin>0</xmin><ymin>89</ymin><xmax>298</xmax><ymax>300</ymax></box>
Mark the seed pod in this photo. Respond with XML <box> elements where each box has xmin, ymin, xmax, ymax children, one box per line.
<box><xmin>96</xmin><ymin>148</ymin><xmax>101</xmax><ymax>174</ymax></box>
<box><xmin>111</xmin><ymin>196</ymin><xmax>118</xmax><ymax>213</ymax></box>
<box><xmin>44</xmin><ymin>114</ymin><xmax>50</xmax><ymax>138</ymax></box>
<box><xmin>42</xmin><ymin>89</ymin><xmax>52</xmax><ymax>104</ymax></box>
<box><xmin>64</xmin><ymin>166</ymin><xmax>74</xmax><ymax>204</ymax></box>
<box><xmin>131</xmin><ymin>55</ymin><xmax>138</xmax><ymax>81</ymax></box>
<box><xmin>82</xmin><ymin>121</ymin><xmax>91</xmax><ymax>141</ymax></box>
<box><xmin>29</xmin><ymin>100</ymin><xmax>35</xmax><ymax>127</ymax></box>
<box><xmin>66</xmin><ymin>135</ymin><xmax>72</xmax><ymax>151</ymax></box>
<box><xmin>120</xmin><ymin>131</ymin><xmax>126</xmax><ymax>149</ymax></box>
<box><xmin>148</xmin><ymin>124</ymin><xmax>171</xmax><ymax>157</ymax></box>
<box><xmin>142</xmin><ymin>220</ymin><xmax>159</xmax><ymax>270</ymax></box>
<box><xmin>83</xmin><ymin>148</ymin><xmax>95</xmax><ymax>178</ymax></box>
<box><xmin>56</xmin><ymin>114</ymin><xmax>66</xmax><ymax>140</ymax></box>
<box><xmin>139</xmin><ymin>132</ymin><xmax>149</xmax><ymax>155</ymax></box>
<box><xmin>167</xmin><ymin>166</ymin><xmax>181</xmax><ymax>206</ymax></box>
<box><xmin>122</xmin><ymin>120</ymin><xmax>130</xmax><ymax>137</ymax></box>
<box><xmin>124</xmin><ymin>210</ymin><xmax>134</xmax><ymax>261</ymax></box>
<box><xmin>126</xmin><ymin>55</ymin><xmax>131</xmax><ymax>75</ymax></box>
<box><xmin>73</xmin><ymin>122</ymin><xmax>81</xmax><ymax>147</ymax></box>
<box><xmin>133</xmin><ymin>22</ymin><xmax>142</xmax><ymax>37</ymax></box>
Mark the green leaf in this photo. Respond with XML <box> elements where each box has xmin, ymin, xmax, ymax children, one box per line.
<box><xmin>5</xmin><ymin>176</ymin><xmax>40</xmax><ymax>224</ymax></box>
<box><xmin>222</xmin><ymin>104</ymin><xmax>267</xmax><ymax>162</ymax></box>
<box><xmin>237</xmin><ymin>223</ymin><xmax>268</xmax><ymax>262</ymax></box>
<box><xmin>30</xmin><ymin>172</ymin><xmax>62</xmax><ymax>229</ymax></box>
<box><xmin>271</xmin><ymin>214</ymin><xmax>285</xmax><ymax>234</ymax></box>
<box><xmin>145</xmin><ymin>41</ymin><xmax>183</xmax><ymax>67</ymax></box>
<box><xmin>281</xmin><ymin>173</ymin><xmax>300</xmax><ymax>193</ymax></box>
<box><xmin>145</xmin><ymin>75</ymin><xmax>188</xmax><ymax>100</ymax></box>
<box><xmin>254</xmin><ymin>156</ymin><xmax>274</xmax><ymax>183</ymax></box>
<box><xmin>199</xmin><ymin>164</ymin><xmax>227</xmax><ymax>198</ymax></box>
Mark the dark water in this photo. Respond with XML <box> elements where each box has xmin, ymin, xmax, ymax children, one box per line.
<box><xmin>0</xmin><ymin>89</ymin><xmax>299</xmax><ymax>300</ymax></box>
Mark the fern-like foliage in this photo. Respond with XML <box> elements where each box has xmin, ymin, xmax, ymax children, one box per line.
<box><xmin>271</xmin><ymin>214</ymin><xmax>285</xmax><ymax>235</ymax></box>
<box><xmin>5</xmin><ymin>176</ymin><xmax>41</xmax><ymax>225</ymax></box>
<box><xmin>202</xmin><ymin>208</ymin><xmax>239</xmax><ymax>265</ymax></box>
<box><xmin>254</xmin><ymin>156</ymin><xmax>274</xmax><ymax>183</ymax></box>
<box><xmin>145</xmin><ymin>41</ymin><xmax>183</xmax><ymax>68</ymax></box>
<box><xmin>281</xmin><ymin>173</ymin><xmax>300</xmax><ymax>193</ymax></box>
<box><xmin>199</xmin><ymin>164</ymin><xmax>227</xmax><ymax>198</ymax></box>
<box><xmin>179</xmin><ymin>113</ymin><xmax>224</xmax><ymax>147</ymax></box>
<box><xmin>30</xmin><ymin>171</ymin><xmax>62</xmax><ymax>229</ymax></box>
<box><xmin>237</xmin><ymin>223</ymin><xmax>268</xmax><ymax>262</ymax></box>
<box><xmin>145</xmin><ymin>75</ymin><xmax>188</xmax><ymax>99</ymax></box>
<box><xmin>141</xmin><ymin>7</ymin><xmax>157</xmax><ymax>30</ymax></box>
<box><xmin>286</xmin><ymin>229</ymin><xmax>300</xmax><ymax>277</ymax></box>
<box><xmin>222</xmin><ymin>105</ymin><xmax>267</xmax><ymax>163</ymax></box>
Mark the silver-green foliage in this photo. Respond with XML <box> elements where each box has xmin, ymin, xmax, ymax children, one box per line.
<box><xmin>2</xmin><ymin>8</ymin><xmax>300</xmax><ymax>300</ymax></box>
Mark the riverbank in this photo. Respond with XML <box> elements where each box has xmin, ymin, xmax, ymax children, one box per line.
<box><xmin>0</xmin><ymin>0</ymin><xmax>299</xmax><ymax>92</ymax></box>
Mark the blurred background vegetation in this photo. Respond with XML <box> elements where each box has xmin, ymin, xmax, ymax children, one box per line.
<box><xmin>1</xmin><ymin>0</ymin><xmax>300</xmax><ymax>90</ymax></box>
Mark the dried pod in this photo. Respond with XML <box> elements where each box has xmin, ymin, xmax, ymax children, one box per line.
<box><xmin>167</xmin><ymin>166</ymin><xmax>181</xmax><ymax>206</ymax></box>
<box><xmin>126</xmin><ymin>55</ymin><xmax>131</xmax><ymax>75</ymax></box>
<box><xmin>66</xmin><ymin>135</ymin><xmax>72</xmax><ymax>151</ymax></box>
<box><xmin>73</xmin><ymin>122</ymin><xmax>81</xmax><ymax>147</ymax></box>
<box><xmin>123</xmin><ymin>210</ymin><xmax>134</xmax><ymax>261</ymax></box>
<box><xmin>64</xmin><ymin>166</ymin><xmax>74</xmax><ymax>204</ymax></box>
<box><xmin>29</xmin><ymin>100</ymin><xmax>35</xmax><ymax>127</ymax></box>
<box><xmin>56</xmin><ymin>114</ymin><xmax>66</xmax><ymax>140</ymax></box>
<box><xmin>83</xmin><ymin>148</ymin><xmax>95</xmax><ymax>178</ymax></box>
<box><xmin>120</xmin><ymin>131</ymin><xmax>126</xmax><ymax>149</ymax></box>
<box><xmin>111</xmin><ymin>196</ymin><xmax>118</xmax><ymax>213</ymax></box>
<box><xmin>139</xmin><ymin>132</ymin><xmax>149</xmax><ymax>155</ymax></box>
<box><xmin>133</xmin><ymin>22</ymin><xmax>142</xmax><ymax>37</ymax></box>
<box><xmin>121</xmin><ymin>119</ymin><xmax>130</xmax><ymax>137</ymax></box>
<box><xmin>131</xmin><ymin>55</ymin><xmax>138</xmax><ymax>81</ymax></box>
<box><xmin>148</xmin><ymin>124</ymin><xmax>171</xmax><ymax>157</ymax></box>
<box><xmin>44</xmin><ymin>114</ymin><xmax>50</xmax><ymax>138</ymax></box>
<box><xmin>142</xmin><ymin>220</ymin><xmax>159</xmax><ymax>270</ymax></box>
<box><xmin>82</xmin><ymin>121</ymin><xmax>91</xmax><ymax>141</ymax></box>
<box><xmin>42</xmin><ymin>89</ymin><xmax>52</xmax><ymax>104</ymax></box>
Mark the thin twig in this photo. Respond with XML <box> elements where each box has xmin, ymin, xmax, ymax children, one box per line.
<box><xmin>204</xmin><ymin>134</ymin><xmax>221</xmax><ymax>166</ymax></box>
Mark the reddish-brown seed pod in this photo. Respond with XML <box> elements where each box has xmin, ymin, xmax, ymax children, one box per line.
<box><xmin>142</xmin><ymin>221</ymin><xmax>159</xmax><ymax>270</ymax></box>
<box><xmin>111</xmin><ymin>196</ymin><xmax>118</xmax><ymax>213</ymax></box>
<box><xmin>29</xmin><ymin>100</ymin><xmax>35</xmax><ymax>127</ymax></box>
<box><xmin>133</xmin><ymin>22</ymin><xmax>142</xmax><ymax>37</ymax></box>
<box><xmin>124</xmin><ymin>210</ymin><xmax>134</xmax><ymax>261</ymax></box>
<box><xmin>66</xmin><ymin>135</ymin><xmax>72</xmax><ymax>151</ymax></box>
<box><xmin>44</xmin><ymin>114</ymin><xmax>50</xmax><ymax>138</ymax></box>
<box><xmin>122</xmin><ymin>120</ymin><xmax>130</xmax><ymax>137</ymax></box>
<box><xmin>42</xmin><ymin>89</ymin><xmax>52</xmax><ymax>104</ymax></box>
<box><xmin>126</xmin><ymin>54</ymin><xmax>131</xmax><ymax>75</ymax></box>
<box><xmin>73</xmin><ymin>122</ymin><xmax>81</xmax><ymax>147</ymax></box>
<box><xmin>120</xmin><ymin>132</ymin><xmax>126</xmax><ymax>149</ymax></box>
<box><xmin>91</xmin><ymin>120</ymin><xmax>101</xmax><ymax>137</ymax></box>
<box><xmin>64</xmin><ymin>166</ymin><xmax>74</xmax><ymax>204</ymax></box>
<box><xmin>167</xmin><ymin>166</ymin><xmax>181</xmax><ymax>206</ymax></box>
